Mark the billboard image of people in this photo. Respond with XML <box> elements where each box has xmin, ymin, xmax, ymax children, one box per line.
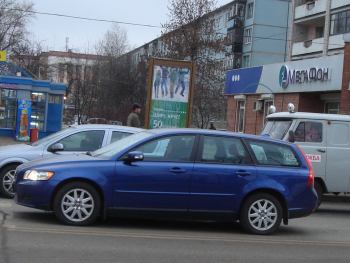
<box><xmin>147</xmin><ymin>59</ymin><xmax>193</xmax><ymax>129</ymax></box>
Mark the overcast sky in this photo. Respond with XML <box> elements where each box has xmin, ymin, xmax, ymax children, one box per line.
<box><xmin>28</xmin><ymin>0</ymin><xmax>232</xmax><ymax>53</ymax></box>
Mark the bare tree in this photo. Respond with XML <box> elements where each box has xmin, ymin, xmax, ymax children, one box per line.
<box><xmin>162</xmin><ymin>0</ymin><xmax>226</xmax><ymax>128</ymax></box>
<box><xmin>93</xmin><ymin>25</ymin><xmax>147</xmax><ymax>125</ymax></box>
<box><xmin>96</xmin><ymin>24</ymin><xmax>129</xmax><ymax>57</ymax></box>
<box><xmin>0</xmin><ymin>0</ymin><xmax>34</xmax><ymax>53</ymax></box>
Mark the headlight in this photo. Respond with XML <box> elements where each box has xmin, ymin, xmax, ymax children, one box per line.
<box><xmin>23</xmin><ymin>170</ymin><xmax>54</xmax><ymax>181</ymax></box>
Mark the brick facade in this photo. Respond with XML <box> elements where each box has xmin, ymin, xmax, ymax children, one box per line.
<box><xmin>227</xmin><ymin>92</ymin><xmax>328</xmax><ymax>135</ymax></box>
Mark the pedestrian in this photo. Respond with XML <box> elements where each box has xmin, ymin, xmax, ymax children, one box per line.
<box><xmin>209</xmin><ymin>121</ymin><xmax>216</xmax><ymax>130</ymax></box>
<box><xmin>127</xmin><ymin>103</ymin><xmax>141</xmax><ymax>127</ymax></box>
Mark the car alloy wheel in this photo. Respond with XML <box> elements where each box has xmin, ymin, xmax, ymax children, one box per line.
<box><xmin>240</xmin><ymin>193</ymin><xmax>282</xmax><ymax>235</ymax></box>
<box><xmin>248</xmin><ymin>199</ymin><xmax>278</xmax><ymax>232</ymax></box>
<box><xmin>0</xmin><ymin>165</ymin><xmax>18</xmax><ymax>198</ymax></box>
<box><xmin>61</xmin><ymin>188</ymin><xmax>95</xmax><ymax>223</ymax></box>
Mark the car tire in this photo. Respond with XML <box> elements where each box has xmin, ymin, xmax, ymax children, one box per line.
<box><xmin>240</xmin><ymin>193</ymin><xmax>283</xmax><ymax>235</ymax></box>
<box><xmin>53</xmin><ymin>182</ymin><xmax>101</xmax><ymax>226</ymax></box>
<box><xmin>314</xmin><ymin>181</ymin><xmax>323</xmax><ymax>209</ymax></box>
<box><xmin>0</xmin><ymin>164</ymin><xmax>18</xmax><ymax>198</ymax></box>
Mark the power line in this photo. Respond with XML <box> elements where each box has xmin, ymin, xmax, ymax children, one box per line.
<box><xmin>3</xmin><ymin>7</ymin><xmax>163</xmax><ymax>29</ymax></box>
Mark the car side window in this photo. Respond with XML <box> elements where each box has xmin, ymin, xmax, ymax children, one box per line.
<box><xmin>294</xmin><ymin>121</ymin><xmax>323</xmax><ymax>143</ymax></box>
<box><xmin>200</xmin><ymin>136</ymin><xmax>250</xmax><ymax>164</ymax></box>
<box><xmin>56</xmin><ymin>130</ymin><xmax>105</xmax><ymax>152</ymax></box>
<box><xmin>247</xmin><ymin>140</ymin><xmax>299</xmax><ymax>167</ymax></box>
<box><xmin>111</xmin><ymin>131</ymin><xmax>131</xmax><ymax>143</ymax></box>
<box><xmin>132</xmin><ymin>135</ymin><xmax>195</xmax><ymax>162</ymax></box>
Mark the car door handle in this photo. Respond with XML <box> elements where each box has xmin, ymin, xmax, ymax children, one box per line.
<box><xmin>169</xmin><ymin>167</ymin><xmax>187</xmax><ymax>173</ymax></box>
<box><xmin>235</xmin><ymin>170</ymin><xmax>251</xmax><ymax>177</ymax></box>
<box><xmin>317</xmin><ymin>149</ymin><xmax>326</xmax><ymax>153</ymax></box>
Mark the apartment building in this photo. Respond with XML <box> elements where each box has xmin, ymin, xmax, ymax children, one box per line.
<box><xmin>290</xmin><ymin>0</ymin><xmax>350</xmax><ymax>59</ymax></box>
<box><xmin>225</xmin><ymin>0</ymin><xmax>350</xmax><ymax>135</ymax></box>
<box><xmin>128</xmin><ymin>0</ymin><xmax>290</xmax><ymax>71</ymax></box>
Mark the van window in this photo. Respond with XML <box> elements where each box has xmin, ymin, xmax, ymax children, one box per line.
<box><xmin>247</xmin><ymin>140</ymin><xmax>299</xmax><ymax>167</ymax></box>
<box><xmin>261</xmin><ymin>120</ymin><xmax>292</xmax><ymax>140</ymax></box>
<box><xmin>295</xmin><ymin>122</ymin><xmax>322</xmax><ymax>143</ymax></box>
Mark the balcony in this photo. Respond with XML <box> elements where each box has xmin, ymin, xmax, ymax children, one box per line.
<box><xmin>292</xmin><ymin>37</ymin><xmax>324</xmax><ymax>56</ymax></box>
<box><xmin>328</xmin><ymin>34</ymin><xmax>345</xmax><ymax>50</ymax></box>
<box><xmin>295</xmin><ymin>0</ymin><xmax>327</xmax><ymax>20</ymax></box>
<box><xmin>331</xmin><ymin>0</ymin><xmax>350</xmax><ymax>10</ymax></box>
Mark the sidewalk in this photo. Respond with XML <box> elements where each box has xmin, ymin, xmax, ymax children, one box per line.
<box><xmin>0</xmin><ymin>136</ymin><xmax>23</xmax><ymax>146</ymax></box>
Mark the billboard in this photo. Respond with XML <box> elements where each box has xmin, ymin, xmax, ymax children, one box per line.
<box><xmin>15</xmin><ymin>99</ymin><xmax>31</xmax><ymax>142</ymax></box>
<box><xmin>145</xmin><ymin>58</ymin><xmax>194</xmax><ymax>129</ymax></box>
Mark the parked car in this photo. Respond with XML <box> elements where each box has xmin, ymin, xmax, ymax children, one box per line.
<box><xmin>262</xmin><ymin>105</ymin><xmax>350</xmax><ymax>207</ymax></box>
<box><xmin>0</xmin><ymin>124</ymin><xmax>143</xmax><ymax>198</ymax></box>
<box><xmin>15</xmin><ymin>129</ymin><xmax>317</xmax><ymax>234</ymax></box>
<box><xmin>87</xmin><ymin>118</ymin><xmax>108</xmax><ymax>124</ymax></box>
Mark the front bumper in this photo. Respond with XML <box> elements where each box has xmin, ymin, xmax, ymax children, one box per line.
<box><xmin>15</xmin><ymin>180</ymin><xmax>57</xmax><ymax>211</ymax></box>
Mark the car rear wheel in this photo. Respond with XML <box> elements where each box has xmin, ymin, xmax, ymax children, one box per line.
<box><xmin>240</xmin><ymin>193</ymin><xmax>282</xmax><ymax>235</ymax></box>
<box><xmin>0</xmin><ymin>164</ymin><xmax>18</xmax><ymax>198</ymax></box>
<box><xmin>54</xmin><ymin>182</ymin><xmax>101</xmax><ymax>226</ymax></box>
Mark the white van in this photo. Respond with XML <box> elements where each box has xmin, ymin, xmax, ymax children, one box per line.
<box><xmin>262</xmin><ymin>107</ymin><xmax>350</xmax><ymax>206</ymax></box>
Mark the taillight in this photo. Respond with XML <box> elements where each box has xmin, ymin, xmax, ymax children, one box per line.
<box><xmin>296</xmin><ymin>145</ymin><xmax>314</xmax><ymax>188</ymax></box>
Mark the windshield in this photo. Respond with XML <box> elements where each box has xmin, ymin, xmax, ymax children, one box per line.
<box><xmin>31</xmin><ymin>127</ymin><xmax>74</xmax><ymax>146</ymax></box>
<box><xmin>92</xmin><ymin>131</ymin><xmax>154</xmax><ymax>159</ymax></box>
<box><xmin>261</xmin><ymin>120</ymin><xmax>292</xmax><ymax>140</ymax></box>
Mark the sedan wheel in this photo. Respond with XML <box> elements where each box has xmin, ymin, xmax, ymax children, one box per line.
<box><xmin>0</xmin><ymin>165</ymin><xmax>18</xmax><ymax>198</ymax></box>
<box><xmin>240</xmin><ymin>193</ymin><xmax>282</xmax><ymax>235</ymax></box>
<box><xmin>54</xmin><ymin>182</ymin><xmax>101</xmax><ymax>226</ymax></box>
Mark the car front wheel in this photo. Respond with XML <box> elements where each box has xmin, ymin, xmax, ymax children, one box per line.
<box><xmin>54</xmin><ymin>182</ymin><xmax>101</xmax><ymax>226</ymax></box>
<box><xmin>240</xmin><ymin>193</ymin><xmax>282</xmax><ymax>235</ymax></box>
<box><xmin>0</xmin><ymin>164</ymin><xmax>18</xmax><ymax>198</ymax></box>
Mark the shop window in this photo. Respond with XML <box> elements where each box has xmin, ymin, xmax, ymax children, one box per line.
<box><xmin>294</xmin><ymin>122</ymin><xmax>323</xmax><ymax>143</ymax></box>
<box><xmin>325</xmin><ymin>102</ymin><xmax>339</xmax><ymax>114</ymax></box>
<box><xmin>330</xmin><ymin>9</ymin><xmax>350</xmax><ymax>35</ymax></box>
<box><xmin>236</xmin><ymin>100</ymin><xmax>246</xmax><ymax>132</ymax></box>
<box><xmin>0</xmin><ymin>89</ymin><xmax>17</xmax><ymax>129</ymax></box>
<box><xmin>48</xmin><ymin>95</ymin><xmax>62</xmax><ymax>104</ymax></box>
<box><xmin>31</xmin><ymin>92</ymin><xmax>46</xmax><ymax>131</ymax></box>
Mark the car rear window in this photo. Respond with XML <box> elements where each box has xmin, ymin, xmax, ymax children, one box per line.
<box><xmin>246</xmin><ymin>140</ymin><xmax>300</xmax><ymax>167</ymax></box>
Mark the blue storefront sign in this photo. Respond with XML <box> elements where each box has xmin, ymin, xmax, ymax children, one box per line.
<box><xmin>15</xmin><ymin>99</ymin><xmax>31</xmax><ymax>142</ymax></box>
<box><xmin>225</xmin><ymin>66</ymin><xmax>263</xmax><ymax>95</ymax></box>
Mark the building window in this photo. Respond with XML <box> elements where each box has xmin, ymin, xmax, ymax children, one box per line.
<box><xmin>263</xmin><ymin>100</ymin><xmax>274</xmax><ymax>125</ymax></box>
<box><xmin>242</xmin><ymin>54</ymin><xmax>250</xmax><ymax>68</ymax></box>
<box><xmin>244</xmin><ymin>28</ymin><xmax>252</xmax><ymax>44</ymax></box>
<box><xmin>58</xmin><ymin>63</ymin><xmax>65</xmax><ymax>83</ymax></box>
<box><xmin>246</xmin><ymin>2</ymin><xmax>254</xmax><ymax>19</ymax></box>
<box><xmin>330</xmin><ymin>9</ymin><xmax>350</xmax><ymax>35</ymax></box>
<box><xmin>236</xmin><ymin>100</ymin><xmax>246</xmax><ymax>132</ymax></box>
<box><xmin>325</xmin><ymin>102</ymin><xmax>339</xmax><ymax>114</ymax></box>
<box><xmin>0</xmin><ymin>89</ymin><xmax>17</xmax><ymax>129</ymax></box>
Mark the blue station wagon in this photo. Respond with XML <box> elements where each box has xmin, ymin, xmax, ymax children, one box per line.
<box><xmin>15</xmin><ymin>129</ymin><xmax>317</xmax><ymax>234</ymax></box>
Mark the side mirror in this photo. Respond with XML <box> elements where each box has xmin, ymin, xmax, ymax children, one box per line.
<box><xmin>49</xmin><ymin>143</ymin><xmax>64</xmax><ymax>153</ymax></box>
<box><xmin>125</xmin><ymin>151</ymin><xmax>144</xmax><ymax>163</ymax></box>
<box><xmin>288</xmin><ymin>130</ymin><xmax>295</xmax><ymax>143</ymax></box>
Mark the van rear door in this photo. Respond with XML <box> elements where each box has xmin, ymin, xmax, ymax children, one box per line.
<box><xmin>325</xmin><ymin>121</ymin><xmax>350</xmax><ymax>192</ymax></box>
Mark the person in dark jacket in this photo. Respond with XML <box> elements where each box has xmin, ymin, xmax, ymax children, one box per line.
<box><xmin>127</xmin><ymin>103</ymin><xmax>141</xmax><ymax>127</ymax></box>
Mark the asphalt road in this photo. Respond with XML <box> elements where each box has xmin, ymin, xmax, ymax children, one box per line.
<box><xmin>1</xmin><ymin>198</ymin><xmax>350</xmax><ymax>263</ymax></box>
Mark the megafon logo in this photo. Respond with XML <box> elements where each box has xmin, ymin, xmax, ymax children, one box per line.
<box><xmin>279</xmin><ymin>65</ymin><xmax>289</xmax><ymax>89</ymax></box>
